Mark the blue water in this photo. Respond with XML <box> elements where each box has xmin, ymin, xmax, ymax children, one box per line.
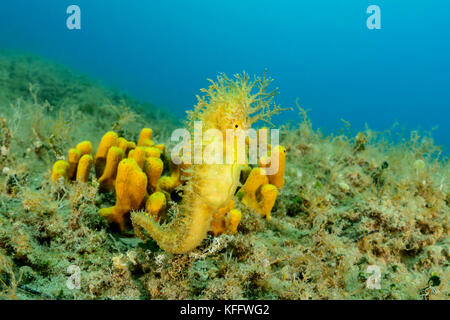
<box><xmin>0</xmin><ymin>1</ymin><xmax>449</xmax><ymax>150</ymax></box>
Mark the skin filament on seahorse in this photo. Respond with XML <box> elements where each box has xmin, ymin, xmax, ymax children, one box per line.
<box><xmin>131</xmin><ymin>72</ymin><xmax>284</xmax><ymax>253</ymax></box>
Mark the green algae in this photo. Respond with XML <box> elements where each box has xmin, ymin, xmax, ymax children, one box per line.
<box><xmin>0</xmin><ymin>52</ymin><xmax>448</xmax><ymax>300</ymax></box>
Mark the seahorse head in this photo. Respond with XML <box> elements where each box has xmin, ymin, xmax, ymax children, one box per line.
<box><xmin>187</xmin><ymin>71</ymin><xmax>284</xmax><ymax>134</ymax></box>
<box><xmin>210</xmin><ymin>101</ymin><xmax>250</xmax><ymax>134</ymax></box>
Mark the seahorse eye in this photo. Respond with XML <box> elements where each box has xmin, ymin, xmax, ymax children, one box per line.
<box><xmin>235</xmin><ymin>124</ymin><xmax>239</xmax><ymax>128</ymax></box>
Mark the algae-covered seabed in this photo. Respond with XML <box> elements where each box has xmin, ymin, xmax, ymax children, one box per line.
<box><xmin>0</xmin><ymin>52</ymin><xmax>448</xmax><ymax>300</ymax></box>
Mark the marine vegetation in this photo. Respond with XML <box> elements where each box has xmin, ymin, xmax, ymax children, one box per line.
<box><xmin>0</xmin><ymin>52</ymin><xmax>448</xmax><ymax>300</ymax></box>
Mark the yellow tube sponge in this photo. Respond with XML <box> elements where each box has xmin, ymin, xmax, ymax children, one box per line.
<box><xmin>240</xmin><ymin>167</ymin><xmax>277</xmax><ymax>220</ymax></box>
<box><xmin>211</xmin><ymin>200</ymin><xmax>242</xmax><ymax>236</ymax></box>
<box><xmin>51</xmin><ymin>141</ymin><xmax>92</xmax><ymax>183</ymax></box>
<box><xmin>157</xmin><ymin>162</ymin><xmax>182</xmax><ymax>193</ymax></box>
<box><xmin>76</xmin><ymin>141</ymin><xmax>93</xmax><ymax>157</ymax></box>
<box><xmin>117</xmin><ymin>137</ymin><xmax>136</xmax><ymax>156</ymax></box>
<box><xmin>137</xmin><ymin>128</ymin><xmax>155</xmax><ymax>147</ymax></box>
<box><xmin>99</xmin><ymin>158</ymin><xmax>147</xmax><ymax>231</ymax></box>
<box><xmin>259</xmin><ymin>145</ymin><xmax>286</xmax><ymax>189</ymax></box>
<box><xmin>157</xmin><ymin>176</ymin><xmax>176</xmax><ymax>193</ymax></box>
<box><xmin>67</xmin><ymin>148</ymin><xmax>81</xmax><ymax>179</ymax></box>
<box><xmin>226</xmin><ymin>209</ymin><xmax>242</xmax><ymax>234</ymax></box>
<box><xmin>95</xmin><ymin>131</ymin><xmax>119</xmax><ymax>178</ymax></box>
<box><xmin>155</xmin><ymin>144</ymin><xmax>165</xmax><ymax>153</ymax></box>
<box><xmin>51</xmin><ymin>160</ymin><xmax>70</xmax><ymax>182</ymax></box>
<box><xmin>145</xmin><ymin>191</ymin><xmax>167</xmax><ymax>221</ymax></box>
<box><xmin>144</xmin><ymin>146</ymin><xmax>162</xmax><ymax>159</ymax></box>
<box><xmin>129</xmin><ymin>146</ymin><xmax>147</xmax><ymax>170</ymax></box>
<box><xmin>98</xmin><ymin>146</ymin><xmax>123</xmax><ymax>192</ymax></box>
<box><xmin>144</xmin><ymin>157</ymin><xmax>164</xmax><ymax>193</ymax></box>
<box><xmin>241</xmin><ymin>168</ymin><xmax>269</xmax><ymax>205</ymax></box>
<box><xmin>76</xmin><ymin>154</ymin><xmax>93</xmax><ymax>183</ymax></box>
<box><xmin>259</xmin><ymin>184</ymin><xmax>278</xmax><ymax>220</ymax></box>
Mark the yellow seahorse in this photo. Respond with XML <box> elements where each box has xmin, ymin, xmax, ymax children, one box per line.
<box><xmin>131</xmin><ymin>72</ymin><xmax>284</xmax><ymax>254</ymax></box>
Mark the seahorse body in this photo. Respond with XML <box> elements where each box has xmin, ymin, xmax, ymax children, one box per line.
<box><xmin>131</xmin><ymin>72</ymin><xmax>280</xmax><ymax>253</ymax></box>
<box><xmin>132</xmin><ymin>155</ymin><xmax>241</xmax><ymax>253</ymax></box>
